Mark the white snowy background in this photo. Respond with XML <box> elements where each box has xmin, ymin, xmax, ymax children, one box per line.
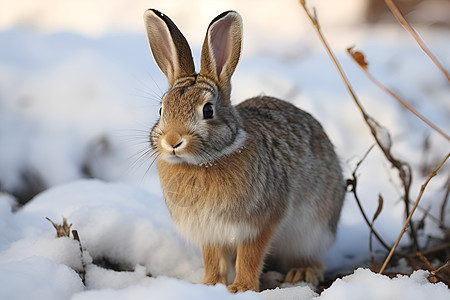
<box><xmin>0</xmin><ymin>0</ymin><xmax>449</xmax><ymax>299</ymax></box>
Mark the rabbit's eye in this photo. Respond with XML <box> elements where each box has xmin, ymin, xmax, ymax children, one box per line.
<box><xmin>203</xmin><ymin>103</ymin><xmax>214</xmax><ymax>119</ymax></box>
<box><xmin>158</xmin><ymin>107</ymin><xmax>162</xmax><ymax>116</ymax></box>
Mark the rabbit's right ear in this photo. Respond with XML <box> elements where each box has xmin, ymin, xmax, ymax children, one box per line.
<box><xmin>144</xmin><ymin>9</ymin><xmax>195</xmax><ymax>87</ymax></box>
<box><xmin>199</xmin><ymin>11</ymin><xmax>242</xmax><ymax>97</ymax></box>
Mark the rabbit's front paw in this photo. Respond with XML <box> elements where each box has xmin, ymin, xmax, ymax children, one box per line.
<box><xmin>203</xmin><ymin>275</ymin><xmax>227</xmax><ymax>286</ymax></box>
<box><xmin>227</xmin><ymin>282</ymin><xmax>257</xmax><ymax>293</ymax></box>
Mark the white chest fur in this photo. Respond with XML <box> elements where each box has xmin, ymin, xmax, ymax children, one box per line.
<box><xmin>167</xmin><ymin>201</ymin><xmax>260</xmax><ymax>247</ymax></box>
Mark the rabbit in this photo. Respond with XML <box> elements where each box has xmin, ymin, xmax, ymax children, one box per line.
<box><xmin>143</xmin><ymin>9</ymin><xmax>345</xmax><ymax>293</ymax></box>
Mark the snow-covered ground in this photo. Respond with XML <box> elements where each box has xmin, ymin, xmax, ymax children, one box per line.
<box><xmin>1</xmin><ymin>1</ymin><xmax>449</xmax><ymax>299</ymax></box>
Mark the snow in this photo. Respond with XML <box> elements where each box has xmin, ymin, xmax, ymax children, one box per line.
<box><xmin>0</xmin><ymin>256</ymin><xmax>84</xmax><ymax>300</ymax></box>
<box><xmin>1</xmin><ymin>181</ymin><xmax>448</xmax><ymax>300</ymax></box>
<box><xmin>1</xmin><ymin>0</ymin><xmax>449</xmax><ymax>299</ymax></box>
<box><xmin>318</xmin><ymin>268</ymin><xmax>449</xmax><ymax>300</ymax></box>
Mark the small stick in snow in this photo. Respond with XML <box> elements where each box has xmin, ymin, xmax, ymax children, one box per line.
<box><xmin>72</xmin><ymin>230</ymin><xmax>87</xmax><ymax>285</ymax></box>
<box><xmin>379</xmin><ymin>153</ymin><xmax>450</xmax><ymax>274</ymax></box>
<box><xmin>46</xmin><ymin>216</ymin><xmax>72</xmax><ymax>237</ymax></box>
<box><xmin>384</xmin><ymin>0</ymin><xmax>450</xmax><ymax>82</ymax></box>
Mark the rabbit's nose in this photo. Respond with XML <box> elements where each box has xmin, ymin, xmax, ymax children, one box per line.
<box><xmin>173</xmin><ymin>140</ymin><xmax>184</xmax><ymax>149</ymax></box>
<box><xmin>161</xmin><ymin>135</ymin><xmax>186</xmax><ymax>152</ymax></box>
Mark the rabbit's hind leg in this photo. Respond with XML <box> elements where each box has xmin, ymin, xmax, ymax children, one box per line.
<box><xmin>284</xmin><ymin>259</ymin><xmax>324</xmax><ymax>286</ymax></box>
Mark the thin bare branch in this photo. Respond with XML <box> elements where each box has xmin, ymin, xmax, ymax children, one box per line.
<box><xmin>384</xmin><ymin>0</ymin><xmax>450</xmax><ymax>82</ymax></box>
<box><xmin>348</xmin><ymin>48</ymin><xmax>450</xmax><ymax>141</ymax></box>
<box><xmin>440</xmin><ymin>175</ymin><xmax>450</xmax><ymax>225</ymax></box>
<box><xmin>347</xmin><ymin>145</ymin><xmax>392</xmax><ymax>252</ymax></box>
<box><xmin>299</xmin><ymin>0</ymin><xmax>417</xmax><ymax>250</ymax></box>
<box><xmin>418</xmin><ymin>242</ymin><xmax>450</xmax><ymax>256</ymax></box>
<box><xmin>416</xmin><ymin>251</ymin><xmax>436</xmax><ymax>271</ymax></box>
<box><xmin>379</xmin><ymin>153</ymin><xmax>450</xmax><ymax>274</ymax></box>
<box><xmin>72</xmin><ymin>230</ymin><xmax>86</xmax><ymax>285</ymax></box>
<box><xmin>431</xmin><ymin>260</ymin><xmax>450</xmax><ymax>276</ymax></box>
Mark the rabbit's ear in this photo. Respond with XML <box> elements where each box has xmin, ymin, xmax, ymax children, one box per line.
<box><xmin>144</xmin><ymin>9</ymin><xmax>195</xmax><ymax>87</ymax></box>
<box><xmin>200</xmin><ymin>11</ymin><xmax>242</xmax><ymax>94</ymax></box>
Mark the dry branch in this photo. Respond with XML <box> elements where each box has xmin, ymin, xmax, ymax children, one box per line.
<box><xmin>384</xmin><ymin>0</ymin><xmax>450</xmax><ymax>82</ymax></box>
<box><xmin>72</xmin><ymin>230</ymin><xmax>86</xmax><ymax>285</ymax></box>
<box><xmin>347</xmin><ymin>144</ymin><xmax>391</xmax><ymax>252</ymax></box>
<box><xmin>418</xmin><ymin>242</ymin><xmax>450</xmax><ymax>256</ymax></box>
<box><xmin>46</xmin><ymin>217</ymin><xmax>86</xmax><ymax>285</ymax></box>
<box><xmin>347</xmin><ymin>47</ymin><xmax>450</xmax><ymax>141</ymax></box>
<box><xmin>379</xmin><ymin>153</ymin><xmax>450</xmax><ymax>274</ymax></box>
<box><xmin>299</xmin><ymin>0</ymin><xmax>417</xmax><ymax>250</ymax></box>
<box><xmin>416</xmin><ymin>253</ymin><xmax>450</xmax><ymax>286</ymax></box>
<box><xmin>440</xmin><ymin>176</ymin><xmax>450</xmax><ymax>226</ymax></box>
<box><xmin>431</xmin><ymin>260</ymin><xmax>450</xmax><ymax>277</ymax></box>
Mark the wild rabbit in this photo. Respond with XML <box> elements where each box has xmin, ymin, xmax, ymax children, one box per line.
<box><xmin>143</xmin><ymin>9</ymin><xmax>345</xmax><ymax>293</ymax></box>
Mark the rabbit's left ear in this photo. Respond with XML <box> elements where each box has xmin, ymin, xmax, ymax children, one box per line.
<box><xmin>144</xmin><ymin>9</ymin><xmax>195</xmax><ymax>87</ymax></box>
<box><xmin>199</xmin><ymin>11</ymin><xmax>242</xmax><ymax>94</ymax></box>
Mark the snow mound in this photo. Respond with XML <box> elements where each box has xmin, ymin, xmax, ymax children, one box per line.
<box><xmin>318</xmin><ymin>268</ymin><xmax>449</xmax><ymax>300</ymax></box>
<box><xmin>1</xmin><ymin>180</ymin><xmax>449</xmax><ymax>300</ymax></box>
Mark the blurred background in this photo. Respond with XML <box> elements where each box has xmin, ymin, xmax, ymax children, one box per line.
<box><xmin>0</xmin><ymin>0</ymin><xmax>449</xmax><ymax>279</ymax></box>
<box><xmin>0</xmin><ymin>0</ymin><xmax>448</xmax><ymax>248</ymax></box>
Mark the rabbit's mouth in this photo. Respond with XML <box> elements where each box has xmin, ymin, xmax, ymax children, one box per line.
<box><xmin>157</xmin><ymin>135</ymin><xmax>202</xmax><ymax>165</ymax></box>
<box><xmin>159</xmin><ymin>149</ymin><xmax>194</xmax><ymax>165</ymax></box>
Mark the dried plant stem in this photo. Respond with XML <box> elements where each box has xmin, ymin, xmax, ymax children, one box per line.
<box><xmin>348</xmin><ymin>145</ymin><xmax>391</xmax><ymax>252</ymax></box>
<box><xmin>46</xmin><ymin>216</ymin><xmax>72</xmax><ymax>237</ymax></box>
<box><xmin>416</xmin><ymin>251</ymin><xmax>436</xmax><ymax>271</ymax></box>
<box><xmin>440</xmin><ymin>175</ymin><xmax>450</xmax><ymax>225</ymax></box>
<box><xmin>409</xmin><ymin>199</ymin><xmax>450</xmax><ymax>234</ymax></box>
<box><xmin>431</xmin><ymin>260</ymin><xmax>450</xmax><ymax>276</ymax></box>
<box><xmin>347</xmin><ymin>144</ymin><xmax>391</xmax><ymax>251</ymax></box>
<box><xmin>299</xmin><ymin>1</ymin><xmax>365</xmax><ymax>117</ymax></box>
<box><xmin>379</xmin><ymin>153</ymin><xmax>450</xmax><ymax>274</ymax></box>
<box><xmin>349</xmin><ymin>55</ymin><xmax>450</xmax><ymax>141</ymax></box>
<box><xmin>416</xmin><ymin>253</ymin><xmax>450</xmax><ymax>286</ymax></box>
<box><xmin>418</xmin><ymin>242</ymin><xmax>450</xmax><ymax>256</ymax></box>
<box><xmin>299</xmin><ymin>0</ymin><xmax>417</xmax><ymax>249</ymax></box>
<box><xmin>384</xmin><ymin>0</ymin><xmax>450</xmax><ymax>82</ymax></box>
<box><xmin>72</xmin><ymin>230</ymin><xmax>86</xmax><ymax>285</ymax></box>
<box><xmin>353</xmin><ymin>188</ymin><xmax>391</xmax><ymax>252</ymax></box>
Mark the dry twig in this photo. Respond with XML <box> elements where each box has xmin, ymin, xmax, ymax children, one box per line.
<box><xmin>347</xmin><ymin>48</ymin><xmax>450</xmax><ymax>141</ymax></box>
<box><xmin>431</xmin><ymin>260</ymin><xmax>450</xmax><ymax>277</ymax></box>
<box><xmin>379</xmin><ymin>153</ymin><xmax>450</xmax><ymax>274</ymax></box>
<box><xmin>440</xmin><ymin>175</ymin><xmax>450</xmax><ymax>226</ymax></box>
<box><xmin>46</xmin><ymin>217</ymin><xmax>86</xmax><ymax>285</ymax></box>
<box><xmin>299</xmin><ymin>0</ymin><xmax>418</xmax><ymax>250</ymax></box>
<box><xmin>72</xmin><ymin>230</ymin><xmax>86</xmax><ymax>285</ymax></box>
<box><xmin>416</xmin><ymin>253</ymin><xmax>450</xmax><ymax>286</ymax></box>
<box><xmin>384</xmin><ymin>0</ymin><xmax>450</xmax><ymax>82</ymax></box>
<box><xmin>46</xmin><ymin>217</ymin><xmax>72</xmax><ymax>237</ymax></box>
<box><xmin>347</xmin><ymin>144</ymin><xmax>391</xmax><ymax>252</ymax></box>
<box><xmin>416</xmin><ymin>251</ymin><xmax>436</xmax><ymax>271</ymax></box>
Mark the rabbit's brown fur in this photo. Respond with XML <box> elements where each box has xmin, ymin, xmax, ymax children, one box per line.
<box><xmin>144</xmin><ymin>9</ymin><xmax>345</xmax><ymax>292</ymax></box>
